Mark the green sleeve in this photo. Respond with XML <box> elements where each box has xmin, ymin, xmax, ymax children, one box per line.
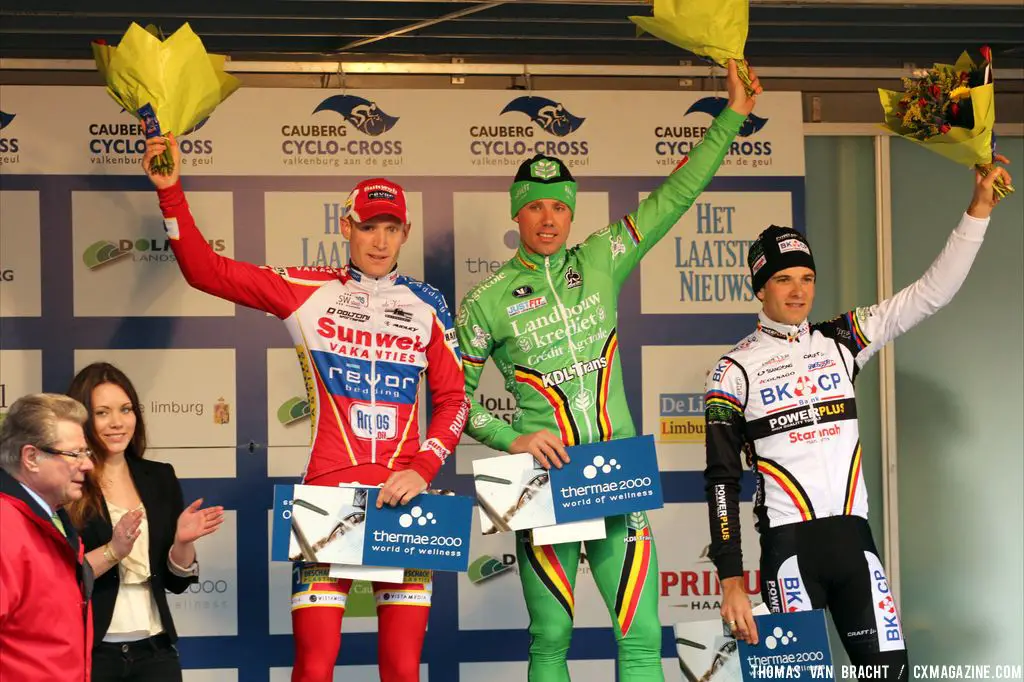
<box><xmin>579</xmin><ymin>107</ymin><xmax>746</xmax><ymax>283</ymax></box>
<box><xmin>455</xmin><ymin>296</ymin><xmax>520</xmax><ymax>453</ymax></box>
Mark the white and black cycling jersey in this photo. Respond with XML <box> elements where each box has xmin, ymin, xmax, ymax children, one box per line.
<box><xmin>704</xmin><ymin>212</ymin><xmax>989</xmax><ymax>579</ymax></box>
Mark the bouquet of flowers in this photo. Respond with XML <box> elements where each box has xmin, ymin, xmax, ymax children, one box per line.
<box><xmin>629</xmin><ymin>0</ymin><xmax>755</xmax><ymax>95</ymax></box>
<box><xmin>879</xmin><ymin>46</ymin><xmax>1013</xmax><ymax>198</ymax></box>
<box><xmin>92</xmin><ymin>23</ymin><xmax>241</xmax><ymax>175</ymax></box>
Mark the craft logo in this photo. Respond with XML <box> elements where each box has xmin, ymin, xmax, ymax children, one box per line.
<box><xmin>468</xmin><ymin>553</ymin><xmax>516</xmax><ymax>584</ymax></box>
<box><xmin>299</xmin><ymin>202</ymin><xmax>351</xmax><ymax>268</ymax></box>
<box><xmin>281</xmin><ymin>94</ymin><xmax>403</xmax><ymax>169</ymax></box>
<box><xmin>0</xmin><ymin>110</ymin><xmax>20</xmax><ymax>164</ymax></box>
<box><xmin>654</xmin><ymin>97</ymin><xmax>772</xmax><ymax>169</ymax></box>
<box><xmin>672</xmin><ymin>201</ymin><xmax>757</xmax><ymax>303</ymax></box>
<box><xmin>661</xmin><ymin>546</ymin><xmax>761</xmax><ymax>611</ymax></box>
<box><xmin>82</xmin><ymin>235</ymin><xmax>227</xmax><ymax>269</ymax></box>
<box><xmin>469</xmin><ymin>96</ymin><xmax>589</xmax><ymax>169</ymax></box>
<box><xmin>659</xmin><ymin>393</ymin><xmax>705</xmax><ymax>443</ymax></box>
<box><xmin>88</xmin><ymin>113</ymin><xmax>214</xmax><ymax>168</ymax></box>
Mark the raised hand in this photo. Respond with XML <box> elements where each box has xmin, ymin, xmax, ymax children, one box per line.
<box><xmin>727</xmin><ymin>59</ymin><xmax>763</xmax><ymax>118</ymax></box>
<box><xmin>141</xmin><ymin>132</ymin><xmax>181</xmax><ymax>190</ymax></box>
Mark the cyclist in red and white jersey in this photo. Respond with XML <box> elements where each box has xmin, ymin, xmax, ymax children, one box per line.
<box><xmin>142</xmin><ymin>135</ymin><xmax>469</xmax><ymax>682</ymax></box>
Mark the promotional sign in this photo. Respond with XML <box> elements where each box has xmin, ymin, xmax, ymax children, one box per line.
<box><xmin>473</xmin><ymin>435</ymin><xmax>663</xmax><ymax>532</ymax></box>
<box><xmin>738</xmin><ymin>611</ymin><xmax>834</xmax><ymax>681</ymax></box>
<box><xmin>272</xmin><ymin>484</ymin><xmax>474</xmax><ymax>572</ymax></box>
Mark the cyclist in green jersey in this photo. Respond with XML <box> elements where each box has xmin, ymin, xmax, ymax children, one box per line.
<box><xmin>456</xmin><ymin>61</ymin><xmax>761</xmax><ymax>681</ymax></box>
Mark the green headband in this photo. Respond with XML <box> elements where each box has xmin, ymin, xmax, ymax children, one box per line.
<box><xmin>509</xmin><ymin>179</ymin><xmax>577</xmax><ymax>219</ymax></box>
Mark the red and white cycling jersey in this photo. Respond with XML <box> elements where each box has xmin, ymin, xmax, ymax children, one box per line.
<box><xmin>158</xmin><ymin>182</ymin><xmax>469</xmax><ymax>485</ymax></box>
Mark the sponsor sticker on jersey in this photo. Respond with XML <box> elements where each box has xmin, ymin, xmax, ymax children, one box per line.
<box><xmin>506</xmin><ymin>296</ymin><xmax>547</xmax><ymax>318</ymax></box>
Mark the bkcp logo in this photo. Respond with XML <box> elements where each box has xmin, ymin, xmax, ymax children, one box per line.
<box><xmin>281</xmin><ymin>94</ymin><xmax>402</xmax><ymax>169</ymax></box>
<box><xmin>82</xmin><ymin>237</ymin><xmax>226</xmax><ymax>270</ymax></box>
<box><xmin>468</xmin><ymin>96</ymin><xmax>589</xmax><ymax>167</ymax></box>
<box><xmin>0</xmin><ymin>110</ymin><xmax>20</xmax><ymax>159</ymax></box>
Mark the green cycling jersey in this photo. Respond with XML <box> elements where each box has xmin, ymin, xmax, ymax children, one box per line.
<box><xmin>456</xmin><ymin>107</ymin><xmax>744</xmax><ymax>682</ymax></box>
<box><xmin>457</xmin><ymin>107</ymin><xmax>745</xmax><ymax>451</ymax></box>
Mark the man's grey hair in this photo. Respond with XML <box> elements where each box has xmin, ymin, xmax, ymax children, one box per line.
<box><xmin>0</xmin><ymin>393</ymin><xmax>88</xmax><ymax>474</ymax></box>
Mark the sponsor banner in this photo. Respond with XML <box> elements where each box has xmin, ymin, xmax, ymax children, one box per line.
<box><xmin>473</xmin><ymin>435</ymin><xmax>662</xmax><ymax>531</ymax></box>
<box><xmin>73</xmin><ymin>348</ymin><xmax>236</xmax><ymax>448</ymax></box>
<box><xmin>0</xmin><ymin>86</ymin><xmax>802</xmax><ymax>177</ymax></box>
<box><xmin>269</xmin><ymin>666</ymin><xmax>428</xmax><ymax>682</ymax></box>
<box><xmin>642</xmin><ymin>345</ymin><xmax>732</xmax><ymax>472</ymax></box>
<box><xmin>0</xmin><ymin>350</ymin><xmax>42</xmax><ymax>424</ymax></box>
<box><xmin>265</xmin><ymin>191</ymin><xmax>424</xmax><ymax>281</ymax></box>
<box><xmin>653</xmin><ymin>503</ymin><xmax>762</xmax><ymax>625</ymax></box>
<box><xmin>182</xmin><ymin>671</ymin><xmax>239</xmax><ymax>682</ymax></box>
<box><xmin>738</xmin><ymin>610</ymin><xmax>834</xmax><ymax>681</ymax></box>
<box><xmin>272</xmin><ymin>484</ymin><xmax>473</xmax><ymax>571</ymax></box>
<box><xmin>71</xmin><ymin>191</ymin><xmax>235</xmax><ymax>317</ymax></box>
<box><xmin>640</xmin><ymin>191</ymin><xmax>793</xmax><ymax>314</ymax></box>
<box><xmin>460</xmin><ymin>661</ymin><xmax>613</xmax><ymax>682</ymax></box>
<box><xmin>168</xmin><ymin>511</ymin><xmax>238</xmax><ymax>636</ymax></box>
<box><xmin>0</xmin><ymin>191</ymin><xmax>41</xmax><ymax>317</ymax></box>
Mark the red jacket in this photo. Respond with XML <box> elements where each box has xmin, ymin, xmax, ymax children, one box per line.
<box><xmin>0</xmin><ymin>470</ymin><xmax>93</xmax><ymax>682</ymax></box>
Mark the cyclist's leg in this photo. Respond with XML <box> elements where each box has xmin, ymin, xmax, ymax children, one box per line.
<box><xmin>291</xmin><ymin>562</ymin><xmax>350</xmax><ymax>682</ymax></box>
<box><xmin>826</xmin><ymin>519</ymin><xmax>908</xmax><ymax>682</ymax></box>
<box><xmin>516</xmin><ymin>529</ymin><xmax>581</xmax><ymax>682</ymax></box>
<box><xmin>586</xmin><ymin>512</ymin><xmax>664</xmax><ymax>682</ymax></box>
<box><xmin>759</xmin><ymin>521</ymin><xmax>827</xmax><ymax>615</ymax></box>
<box><xmin>375</xmin><ymin>569</ymin><xmax>432</xmax><ymax>682</ymax></box>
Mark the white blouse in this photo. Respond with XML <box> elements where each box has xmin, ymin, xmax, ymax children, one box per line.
<box><xmin>104</xmin><ymin>501</ymin><xmax>164</xmax><ymax>642</ymax></box>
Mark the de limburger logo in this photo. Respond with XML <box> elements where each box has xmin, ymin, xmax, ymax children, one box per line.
<box><xmin>468</xmin><ymin>554</ymin><xmax>515</xmax><ymax>584</ymax></box>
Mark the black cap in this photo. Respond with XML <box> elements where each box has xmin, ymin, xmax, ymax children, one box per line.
<box><xmin>748</xmin><ymin>226</ymin><xmax>816</xmax><ymax>293</ymax></box>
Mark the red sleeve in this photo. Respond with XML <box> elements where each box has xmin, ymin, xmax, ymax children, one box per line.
<box><xmin>406</xmin><ymin>308</ymin><xmax>470</xmax><ymax>484</ymax></box>
<box><xmin>157</xmin><ymin>182</ymin><xmax>325</xmax><ymax>319</ymax></box>
<box><xmin>0</xmin><ymin>502</ymin><xmax>24</xmax><ymax>623</ymax></box>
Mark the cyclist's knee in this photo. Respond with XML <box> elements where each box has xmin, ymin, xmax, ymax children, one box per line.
<box><xmin>292</xmin><ymin>652</ymin><xmax>337</xmax><ymax>682</ymax></box>
<box><xmin>617</xmin><ymin>616</ymin><xmax>662</xmax><ymax>654</ymax></box>
<box><xmin>378</xmin><ymin>648</ymin><xmax>422</xmax><ymax>682</ymax></box>
<box><xmin>528</xmin><ymin>617</ymin><xmax>573</xmax><ymax>656</ymax></box>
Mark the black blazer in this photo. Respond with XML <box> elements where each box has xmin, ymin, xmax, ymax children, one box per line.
<box><xmin>79</xmin><ymin>457</ymin><xmax>197</xmax><ymax>643</ymax></box>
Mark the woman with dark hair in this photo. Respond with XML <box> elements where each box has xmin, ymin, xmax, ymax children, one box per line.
<box><xmin>67</xmin><ymin>362</ymin><xmax>224</xmax><ymax>682</ymax></box>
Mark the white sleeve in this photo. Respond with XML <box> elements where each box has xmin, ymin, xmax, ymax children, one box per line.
<box><xmin>852</xmin><ymin>212</ymin><xmax>989</xmax><ymax>367</ymax></box>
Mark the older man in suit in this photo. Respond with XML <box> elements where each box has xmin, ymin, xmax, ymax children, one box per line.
<box><xmin>0</xmin><ymin>393</ymin><xmax>96</xmax><ymax>682</ymax></box>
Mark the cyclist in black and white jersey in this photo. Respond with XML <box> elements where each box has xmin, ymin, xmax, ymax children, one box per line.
<box><xmin>703</xmin><ymin>157</ymin><xmax>1012</xmax><ymax>680</ymax></box>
